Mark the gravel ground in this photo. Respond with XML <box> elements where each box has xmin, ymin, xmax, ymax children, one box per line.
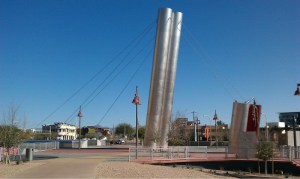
<box><xmin>96</xmin><ymin>162</ymin><xmax>235</xmax><ymax>178</ymax></box>
<box><xmin>0</xmin><ymin>161</ymin><xmax>44</xmax><ymax>178</ymax></box>
<box><xmin>1</xmin><ymin>160</ymin><xmax>235</xmax><ymax>178</ymax></box>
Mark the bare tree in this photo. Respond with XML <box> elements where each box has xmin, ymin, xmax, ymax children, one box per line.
<box><xmin>168</xmin><ymin>111</ymin><xmax>191</xmax><ymax>146</ymax></box>
<box><xmin>151</xmin><ymin>130</ymin><xmax>161</xmax><ymax>145</ymax></box>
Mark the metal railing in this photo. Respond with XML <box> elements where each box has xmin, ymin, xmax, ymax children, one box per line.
<box><xmin>1</xmin><ymin>141</ymin><xmax>59</xmax><ymax>162</ymax></box>
<box><xmin>128</xmin><ymin>146</ymin><xmax>208</xmax><ymax>161</ymax></box>
<box><xmin>129</xmin><ymin>145</ymin><xmax>300</xmax><ymax>162</ymax></box>
<box><xmin>19</xmin><ymin>141</ymin><xmax>59</xmax><ymax>154</ymax></box>
<box><xmin>278</xmin><ymin>145</ymin><xmax>300</xmax><ymax>160</ymax></box>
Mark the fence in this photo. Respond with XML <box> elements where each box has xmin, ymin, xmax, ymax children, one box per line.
<box><xmin>1</xmin><ymin>141</ymin><xmax>59</xmax><ymax>162</ymax></box>
<box><xmin>128</xmin><ymin>146</ymin><xmax>208</xmax><ymax>161</ymax></box>
<box><xmin>19</xmin><ymin>141</ymin><xmax>59</xmax><ymax>154</ymax></box>
<box><xmin>278</xmin><ymin>145</ymin><xmax>300</xmax><ymax>160</ymax></box>
<box><xmin>129</xmin><ymin>145</ymin><xmax>300</xmax><ymax>162</ymax></box>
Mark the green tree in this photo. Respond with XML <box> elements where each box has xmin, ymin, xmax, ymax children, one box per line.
<box><xmin>257</xmin><ymin>140</ymin><xmax>273</xmax><ymax>175</ymax></box>
<box><xmin>115</xmin><ymin>123</ymin><xmax>134</xmax><ymax>138</ymax></box>
<box><xmin>85</xmin><ymin>133</ymin><xmax>96</xmax><ymax>139</ymax></box>
<box><xmin>33</xmin><ymin>133</ymin><xmax>48</xmax><ymax>140</ymax></box>
<box><xmin>217</xmin><ymin>120</ymin><xmax>225</xmax><ymax>126</ymax></box>
<box><xmin>138</xmin><ymin>126</ymin><xmax>146</xmax><ymax>139</ymax></box>
<box><xmin>22</xmin><ymin>130</ymin><xmax>34</xmax><ymax>140</ymax></box>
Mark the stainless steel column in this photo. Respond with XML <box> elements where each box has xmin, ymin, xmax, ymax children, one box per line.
<box><xmin>159</xmin><ymin>12</ymin><xmax>183</xmax><ymax>148</ymax></box>
<box><xmin>144</xmin><ymin>8</ymin><xmax>173</xmax><ymax>147</ymax></box>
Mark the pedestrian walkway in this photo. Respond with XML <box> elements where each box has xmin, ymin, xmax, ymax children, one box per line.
<box><xmin>7</xmin><ymin>157</ymin><xmax>102</xmax><ymax>178</ymax></box>
<box><xmin>6</xmin><ymin>148</ymin><xmax>129</xmax><ymax>178</ymax></box>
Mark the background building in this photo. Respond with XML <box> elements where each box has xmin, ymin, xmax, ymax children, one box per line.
<box><xmin>279</xmin><ymin>112</ymin><xmax>300</xmax><ymax>126</ymax></box>
<box><xmin>81</xmin><ymin>126</ymin><xmax>111</xmax><ymax>139</ymax></box>
<box><xmin>42</xmin><ymin>123</ymin><xmax>77</xmax><ymax>140</ymax></box>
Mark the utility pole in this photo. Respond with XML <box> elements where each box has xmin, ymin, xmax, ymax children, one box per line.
<box><xmin>49</xmin><ymin>125</ymin><xmax>51</xmax><ymax>140</ymax></box>
<box><xmin>124</xmin><ymin>123</ymin><xmax>126</xmax><ymax>138</ymax></box>
<box><xmin>132</xmin><ymin>86</ymin><xmax>141</xmax><ymax>159</ymax></box>
<box><xmin>77</xmin><ymin>106</ymin><xmax>83</xmax><ymax>149</ymax></box>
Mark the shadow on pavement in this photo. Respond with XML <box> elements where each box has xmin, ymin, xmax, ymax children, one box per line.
<box><xmin>33</xmin><ymin>155</ymin><xmax>59</xmax><ymax>160</ymax></box>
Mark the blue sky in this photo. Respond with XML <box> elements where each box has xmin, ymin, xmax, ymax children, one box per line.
<box><xmin>1</xmin><ymin>0</ymin><xmax>299</xmax><ymax>129</ymax></box>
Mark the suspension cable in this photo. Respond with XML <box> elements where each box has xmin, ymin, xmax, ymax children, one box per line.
<box><xmin>35</xmin><ymin>21</ymin><xmax>155</xmax><ymax>128</ymax></box>
<box><xmin>64</xmin><ymin>30</ymin><xmax>155</xmax><ymax>124</ymax></box>
<box><xmin>96</xmin><ymin>48</ymin><xmax>152</xmax><ymax>126</ymax></box>
<box><xmin>64</xmin><ymin>36</ymin><xmax>155</xmax><ymax>124</ymax></box>
<box><xmin>182</xmin><ymin>23</ymin><xmax>244</xmax><ymax>101</ymax></box>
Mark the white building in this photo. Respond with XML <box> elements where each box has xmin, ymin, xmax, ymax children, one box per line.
<box><xmin>43</xmin><ymin>123</ymin><xmax>77</xmax><ymax>140</ymax></box>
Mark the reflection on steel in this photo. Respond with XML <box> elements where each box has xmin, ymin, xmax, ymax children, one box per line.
<box><xmin>144</xmin><ymin>8</ymin><xmax>183</xmax><ymax>147</ymax></box>
<box><xmin>159</xmin><ymin>12</ymin><xmax>183</xmax><ymax>148</ymax></box>
<box><xmin>229</xmin><ymin>101</ymin><xmax>262</xmax><ymax>158</ymax></box>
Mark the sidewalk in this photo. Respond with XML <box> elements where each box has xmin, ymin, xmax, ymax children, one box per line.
<box><xmin>7</xmin><ymin>157</ymin><xmax>102</xmax><ymax>178</ymax></box>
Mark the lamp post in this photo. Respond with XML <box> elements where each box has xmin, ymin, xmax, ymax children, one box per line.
<box><xmin>192</xmin><ymin>111</ymin><xmax>198</xmax><ymax>142</ymax></box>
<box><xmin>262</xmin><ymin>113</ymin><xmax>268</xmax><ymax>141</ymax></box>
<box><xmin>77</xmin><ymin>106</ymin><xmax>83</xmax><ymax>149</ymax></box>
<box><xmin>132</xmin><ymin>86</ymin><xmax>141</xmax><ymax>159</ymax></box>
<box><xmin>292</xmin><ymin>115</ymin><xmax>297</xmax><ymax>158</ymax></box>
<box><xmin>294</xmin><ymin>83</ymin><xmax>300</xmax><ymax>96</ymax></box>
<box><xmin>196</xmin><ymin>117</ymin><xmax>200</xmax><ymax>144</ymax></box>
<box><xmin>293</xmin><ymin>83</ymin><xmax>299</xmax><ymax>157</ymax></box>
<box><xmin>193</xmin><ymin>116</ymin><xmax>200</xmax><ymax>144</ymax></box>
<box><xmin>213</xmin><ymin>110</ymin><xmax>219</xmax><ymax>147</ymax></box>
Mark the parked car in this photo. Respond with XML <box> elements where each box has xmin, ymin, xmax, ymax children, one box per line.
<box><xmin>115</xmin><ymin>139</ymin><xmax>125</xmax><ymax>144</ymax></box>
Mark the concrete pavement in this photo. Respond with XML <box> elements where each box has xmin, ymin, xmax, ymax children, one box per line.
<box><xmin>6</xmin><ymin>148</ymin><xmax>129</xmax><ymax>178</ymax></box>
<box><xmin>8</xmin><ymin>158</ymin><xmax>101</xmax><ymax>178</ymax></box>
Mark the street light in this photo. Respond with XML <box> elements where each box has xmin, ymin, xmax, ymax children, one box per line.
<box><xmin>294</xmin><ymin>83</ymin><xmax>300</xmax><ymax>96</ymax></box>
<box><xmin>132</xmin><ymin>86</ymin><xmax>141</xmax><ymax>159</ymax></box>
<box><xmin>213</xmin><ymin>110</ymin><xmax>219</xmax><ymax>147</ymax></box>
<box><xmin>196</xmin><ymin>117</ymin><xmax>200</xmax><ymax>143</ymax></box>
<box><xmin>293</xmin><ymin>83</ymin><xmax>299</xmax><ymax>157</ymax></box>
<box><xmin>292</xmin><ymin>115</ymin><xmax>298</xmax><ymax>158</ymax></box>
<box><xmin>203</xmin><ymin>115</ymin><xmax>212</xmax><ymax>143</ymax></box>
<box><xmin>262</xmin><ymin>113</ymin><xmax>268</xmax><ymax>141</ymax></box>
<box><xmin>192</xmin><ymin>111</ymin><xmax>198</xmax><ymax>142</ymax></box>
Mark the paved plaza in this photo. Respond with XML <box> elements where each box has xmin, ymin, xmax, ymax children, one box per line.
<box><xmin>3</xmin><ymin>147</ymin><xmax>232</xmax><ymax>178</ymax></box>
<box><xmin>5</xmin><ymin>148</ymin><xmax>129</xmax><ymax>178</ymax></box>
<box><xmin>2</xmin><ymin>147</ymin><xmax>298</xmax><ymax>178</ymax></box>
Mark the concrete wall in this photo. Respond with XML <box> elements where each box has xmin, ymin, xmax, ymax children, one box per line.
<box><xmin>59</xmin><ymin>140</ymin><xmax>88</xmax><ymax>148</ymax></box>
<box><xmin>287</xmin><ymin>131</ymin><xmax>300</xmax><ymax>146</ymax></box>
